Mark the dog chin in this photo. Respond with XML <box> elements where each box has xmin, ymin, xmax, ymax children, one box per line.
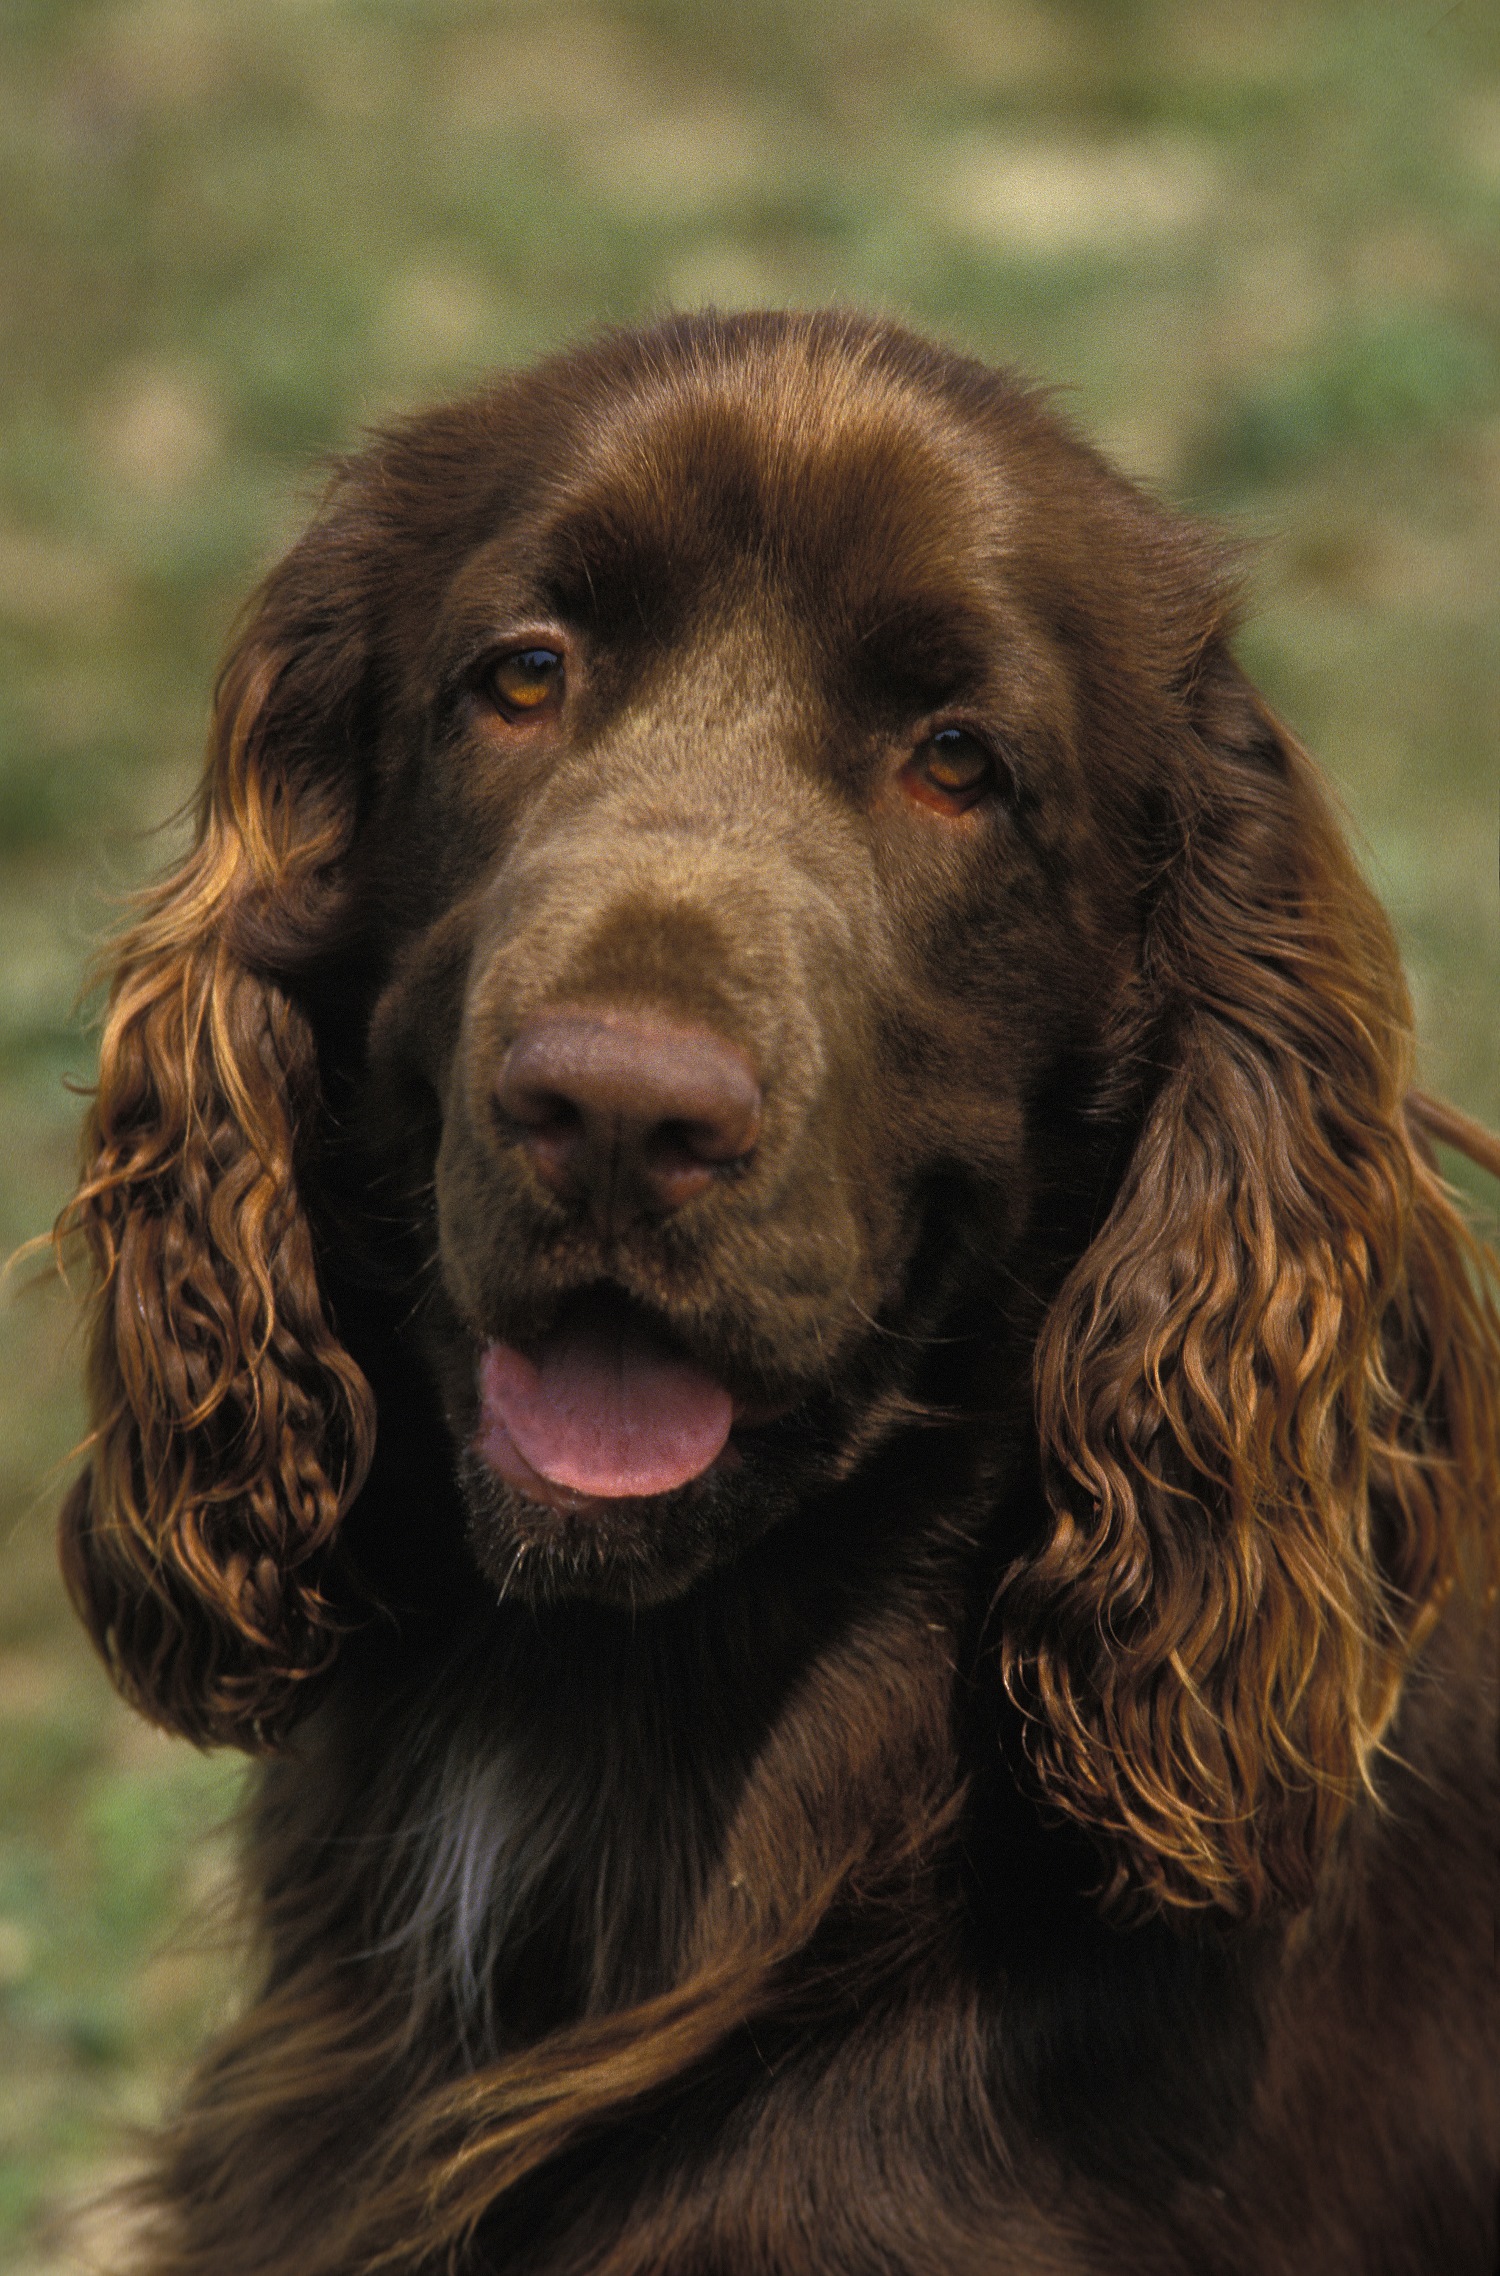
<box><xmin>454</xmin><ymin>1442</ymin><xmax>799</xmax><ymax>1609</ymax></box>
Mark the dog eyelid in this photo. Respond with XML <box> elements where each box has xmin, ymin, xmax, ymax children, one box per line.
<box><xmin>903</xmin><ymin>725</ymin><xmax>1005</xmax><ymax>815</ymax></box>
<box><xmin>925</xmin><ymin>728</ymin><xmax>989</xmax><ymax>788</ymax></box>
<box><xmin>484</xmin><ymin>647</ymin><xmax>565</xmax><ymax>718</ymax></box>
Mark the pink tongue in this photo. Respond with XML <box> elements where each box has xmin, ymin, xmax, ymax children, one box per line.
<box><xmin>477</xmin><ymin>1313</ymin><xmax>733</xmax><ymax>1499</ymax></box>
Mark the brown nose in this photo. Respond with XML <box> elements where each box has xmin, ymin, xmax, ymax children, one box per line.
<box><xmin>495</xmin><ymin>1009</ymin><xmax>762</xmax><ymax>1231</ymax></box>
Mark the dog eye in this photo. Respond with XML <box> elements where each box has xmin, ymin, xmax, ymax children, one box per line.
<box><xmin>904</xmin><ymin>728</ymin><xmax>997</xmax><ymax>814</ymax></box>
<box><xmin>485</xmin><ymin>648</ymin><xmax>563</xmax><ymax>718</ymax></box>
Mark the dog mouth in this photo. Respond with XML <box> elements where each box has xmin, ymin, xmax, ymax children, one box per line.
<box><xmin>473</xmin><ymin>1287</ymin><xmax>758</xmax><ymax>1512</ymax></box>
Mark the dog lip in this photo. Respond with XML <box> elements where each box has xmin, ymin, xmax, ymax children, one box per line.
<box><xmin>473</xmin><ymin>1291</ymin><xmax>736</xmax><ymax>1499</ymax></box>
<box><xmin>467</xmin><ymin>1288</ymin><xmax>803</xmax><ymax>1508</ymax></box>
<box><xmin>478</xmin><ymin>1286</ymin><xmax>796</xmax><ymax>1407</ymax></box>
<box><xmin>474</xmin><ymin>1398</ymin><xmax>747</xmax><ymax>1516</ymax></box>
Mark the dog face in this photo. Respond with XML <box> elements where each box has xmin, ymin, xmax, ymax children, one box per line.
<box><xmin>62</xmin><ymin>312</ymin><xmax>1489</xmax><ymax>1918</ymax></box>
<box><xmin>350</xmin><ymin>332</ymin><xmax>1168</xmax><ymax>1604</ymax></box>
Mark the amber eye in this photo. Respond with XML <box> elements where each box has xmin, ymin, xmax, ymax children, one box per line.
<box><xmin>904</xmin><ymin>727</ymin><xmax>996</xmax><ymax>814</ymax></box>
<box><xmin>486</xmin><ymin>647</ymin><xmax>563</xmax><ymax>717</ymax></box>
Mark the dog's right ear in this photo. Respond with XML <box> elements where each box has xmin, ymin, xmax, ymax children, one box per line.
<box><xmin>1004</xmin><ymin>653</ymin><xmax>1500</xmax><ymax>1920</ymax></box>
<box><xmin>58</xmin><ymin>494</ymin><xmax>380</xmax><ymax>1749</ymax></box>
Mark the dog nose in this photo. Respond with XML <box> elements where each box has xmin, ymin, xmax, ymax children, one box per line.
<box><xmin>495</xmin><ymin>1010</ymin><xmax>762</xmax><ymax>1228</ymax></box>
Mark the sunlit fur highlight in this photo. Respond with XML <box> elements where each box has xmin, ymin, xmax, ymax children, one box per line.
<box><xmin>997</xmin><ymin>716</ymin><xmax>1500</xmax><ymax>1916</ymax></box>
<box><xmin>57</xmin><ymin>638</ymin><xmax>376</xmax><ymax>1745</ymax></box>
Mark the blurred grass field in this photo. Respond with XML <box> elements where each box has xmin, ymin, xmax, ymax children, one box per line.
<box><xmin>1</xmin><ymin>0</ymin><xmax>1496</xmax><ymax>2262</ymax></box>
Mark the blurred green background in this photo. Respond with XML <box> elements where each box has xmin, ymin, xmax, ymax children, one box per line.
<box><xmin>1</xmin><ymin>0</ymin><xmax>1496</xmax><ymax>2263</ymax></box>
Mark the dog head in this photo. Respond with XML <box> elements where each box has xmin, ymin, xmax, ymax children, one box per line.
<box><xmin>60</xmin><ymin>312</ymin><xmax>1494</xmax><ymax>1916</ymax></box>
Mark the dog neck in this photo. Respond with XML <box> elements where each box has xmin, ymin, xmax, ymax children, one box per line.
<box><xmin>263</xmin><ymin>1443</ymin><xmax>998</xmax><ymax>2062</ymax></box>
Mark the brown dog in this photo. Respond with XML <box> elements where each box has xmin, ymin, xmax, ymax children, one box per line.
<box><xmin>62</xmin><ymin>312</ymin><xmax>1499</xmax><ymax>2274</ymax></box>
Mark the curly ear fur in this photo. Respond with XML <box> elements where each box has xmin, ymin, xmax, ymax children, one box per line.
<box><xmin>58</xmin><ymin>589</ymin><xmax>378</xmax><ymax>1749</ymax></box>
<box><xmin>1003</xmin><ymin>676</ymin><xmax>1500</xmax><ymax>1919</ymax></box>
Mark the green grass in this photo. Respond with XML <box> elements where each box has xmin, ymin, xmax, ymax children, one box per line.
<box><xmin>2</xmin><ymin>1</ymin><xmax>1497</xmax><ymax>2260</ymax></box>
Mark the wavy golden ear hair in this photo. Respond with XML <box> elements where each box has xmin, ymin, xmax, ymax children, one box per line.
<box><xmin>1001</xmin><ymin>668</ymin><xmax>1500</xmax><ymax>1919</ymax></box>
<box><xmin>58</xmin><ymin>559</ymin><xmax>378</xmax><ymax>1749</ymax></box>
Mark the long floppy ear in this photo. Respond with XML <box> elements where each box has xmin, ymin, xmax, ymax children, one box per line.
<box><xmin>1001</xmin><ymin>660</ymin><xmax>1500</xmax><ymax>1918</ymax></box>
<box><xmin>58</xmin><ymin>527</ymin><xmax>379</xmax><ymax>1749</ymax></box>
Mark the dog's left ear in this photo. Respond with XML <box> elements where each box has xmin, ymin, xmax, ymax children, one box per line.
<box><xmin>57</xmin><ymin>498</ymin><xmax>381</xmax><ymax>1750</ymax></box>
<box><xmin>1002</xmin><ymin>649</ymin><xmax>1499</xmax><ymax>1918</ymax></box>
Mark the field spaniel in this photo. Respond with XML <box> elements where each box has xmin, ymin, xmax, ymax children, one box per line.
<box><xmin>61</xmin><ymin>311</ymin><xmax>1499</xmax><ymax>2275</ymax></box>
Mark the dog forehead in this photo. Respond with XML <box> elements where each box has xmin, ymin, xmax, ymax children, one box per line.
<box><xmin>484</xmin><ymin>330</ymin><xmax>1017</xmax><ymax>643</ymax></box>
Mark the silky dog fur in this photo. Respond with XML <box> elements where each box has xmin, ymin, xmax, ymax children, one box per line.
<box><xmin>60</xmin><ymin>311</ymin><xmax>1499</xmax><ymax>2274</ymax></box>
